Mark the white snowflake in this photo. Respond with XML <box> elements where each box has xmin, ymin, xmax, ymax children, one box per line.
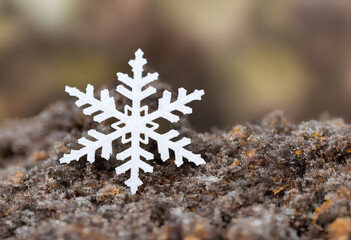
<box><xmin>60</xmin><ymin>49</ymin><xmax>205</xmax><ymax>194</ymax></box>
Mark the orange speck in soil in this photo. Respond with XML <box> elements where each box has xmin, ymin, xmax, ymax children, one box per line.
<box><xmin>347</xmin><ymin>149</ymin><xmax>351</xmax><ymax>153</ymax></box>
<box><xmin>31</xmin><ymin>151</ymin><xmax>48</xmax><ymax>162</ymax></box>
<box><xmin>13</xmin><ymin>171</ymin><xmax>22</xmax><ymax>178</ymax></box>
<box><xmin>313</xmin><ymin>199</ymin><xmax>333</xmax><ymax>224</ymax></box>
<box><xmin>292</xmin><ymin>189</ymin><xmax>299</xmax><ymax>194</ymax></box>
<box><xmin>314</xmin><ymin>132</ymin><xmax>319</xmax><ymax>138</ymax></box>
<box><xmin>337</xmin><ymin>187</ymin><xmax>351</xmax><ymax>200</ymax></box>
<box><xmin>161</xmin><ymin>226</ymin><xmax>171</xmax><ymax>240</ymax></box>
<box><xmin>114</xmin><ymin>188</ymin><xmax>120</xmax><ymax>195</ymax></box>
<box><xmin>273</xmin><ymin>187</ymin><xmax>284</xmax><ymax>195</ymax></box>
<box><xmin>270</xmin><ymin>176</ymin><xmax>283</xmax><ymax>182</ymax></box>
<box><xmin>60</xmin><ymin>147</ymin><xmax>68</xmax><ymax>153</ymax></box>
<box><xmin>246</xmin><ymin>150</ymin><xmax>256</xmax><ymax>158</ymax></box>
<box><xmin>231</xmin><ymin>160</ymin><xmax>240</xmax><ymax>167</ymax></box>
<box><xmin>232</xmin><ymin>127</ymin><xmax>241</xmax><ymax>133</ymax></box>
<box><xmin>296</xmin><ymin>150</ymin><xmax>302</xmax><ymax>155</ymax></box>
<box><xmin>87</xmin><ymin>183</ymin><xmax>93</xmax><ymax>189</ymax></box>
<box><xmin>12</xmin><ymin>171</ymin><xmax>24</xmax><ymax>184</ymax></box>
<box><xmin>328</xmin><ymin>217</ymin><xmax>351</xmax><ymax>240</ymax></box>
<box><xmin>230</xmin><ymin>126</ymin><xmax>250</xmax><ymax>140</ymax></box>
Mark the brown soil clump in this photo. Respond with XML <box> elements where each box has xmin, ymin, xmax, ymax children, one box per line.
<box><xmin>1</xmin><ymin>83</ymin><xmax>351</xmax><ymax>239</ymax></box>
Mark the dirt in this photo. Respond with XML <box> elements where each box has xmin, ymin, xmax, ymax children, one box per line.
<box><xmin>1</xmin><ymin>82</ymin><xmax>351</xmax><ymax>239</ymax></box>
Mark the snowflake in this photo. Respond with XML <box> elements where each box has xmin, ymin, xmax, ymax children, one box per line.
<box><xmin>60</xmin><ymin>49</ymin><xmax>205</xmax><ymax>194</ymax></box>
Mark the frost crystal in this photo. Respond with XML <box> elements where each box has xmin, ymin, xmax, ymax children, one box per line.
<box><xmin>60</xmin><ymin>49</ymin><xmax>205</xmax><ymax>194</ymax></box>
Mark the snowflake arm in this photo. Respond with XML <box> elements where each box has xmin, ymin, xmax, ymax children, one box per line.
<box><xmin>116</xmin><ymin>49</ymin><xmax>159</xmax><ymax>102</ymax></box>
<box><xmin>115</xmin><ymin>142</ymin><xmax>154</xmax><ymax>195</ymax></box>
<box><xmin>145</xmin><ymin>88</ymin><xmax>205</xmax><ymax>123</ymax></box>
<box><xmin>117</xmin><ymin>72</ymin><xmax>159</xmax><ymax>90</ymax></box>
<box><xmin>66</xmin><ymin>84</ymin><xmax>127</xmax><ymax>123</ymax></box>
<box><xmin>143</xmin><ymin>128</ymin><xmax>205</xmax><ymax>167</ymax></box>
<box><xmin>60</xmin><ymin>127</ymin><xmax>128</xmax><ymax>164</ymax></box>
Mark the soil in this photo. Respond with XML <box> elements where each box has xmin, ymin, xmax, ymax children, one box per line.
<box><xmin>1</xmin><ymin>83</ymin><xmax>351</xmax><ymax>240</ymax></box>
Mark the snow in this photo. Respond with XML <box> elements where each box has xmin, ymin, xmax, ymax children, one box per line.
<box><xmin>60</xmin><ymin>49</ymin><xmax>205</xmax><ymax>194</ymax></box>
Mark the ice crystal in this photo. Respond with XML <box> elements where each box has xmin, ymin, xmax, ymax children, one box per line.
<box><xmin>60</xmin><ymin>49</ymin><xmax>205</xmax><ymax>194</ymax></box>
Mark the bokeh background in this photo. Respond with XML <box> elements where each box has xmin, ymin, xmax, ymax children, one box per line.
<box><xmin>1</xmin><ymin>0</ymin><xmax>351</xmax><ymax>131</ymax></box>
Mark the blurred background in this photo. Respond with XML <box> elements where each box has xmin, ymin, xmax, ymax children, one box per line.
<box><xmin>1</xmin><ymin>0</ymin><xmax>351</xmax><ymax>131</ymax></box>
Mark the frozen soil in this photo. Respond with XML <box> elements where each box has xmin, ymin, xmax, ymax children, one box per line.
<box><xmin>2</xmin><ymin>83</ymin><xmax>351</xmax><ymax>239</ymax></box>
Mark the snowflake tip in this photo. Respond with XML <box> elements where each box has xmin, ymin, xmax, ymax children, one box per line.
<box><xmin>65</xmin><ymin>86</ymin><xmax>79</xmax><ymax>96</ymax></box>
<box><xmin>65</xmin><ymin>85</ymin><xmax>72</xmax><ymax>92</ymax></box>
<box><xmin>126</xmin><ymin>178</ymin><xmax>143</xmax><ymax>195</ymax></box>
<box><xmin>193</xmin><ymin>155</ymin><xmax>206</xmax><ymax>166</ymax></box>
<box><xmin>196</xmin><ymin>89</ymin><xmax>205</xmax><ymax>98</ymax></box>
<box><xmin>129</xmin><ymin>49</ymin><xmax>147</xmax><ymax>73</ymax></box>
<box><xmin>135</xmin><ymin>48</ymin><xmax>144</xmax><ymax>56</ymax></box>
<box><xmin>59</xmin><ymin>156</ymin><xmax>69</xmax><ymax>164</ymax></box>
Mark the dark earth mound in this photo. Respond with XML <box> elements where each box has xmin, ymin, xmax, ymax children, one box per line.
<box><xmin>1</xmin><ymin>83</ymin><xmax>351</xmax><ymax>239</ymax></box>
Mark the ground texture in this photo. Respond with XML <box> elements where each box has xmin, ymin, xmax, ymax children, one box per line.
<box><xmin>2</xmin><ymin>83</ymin><xmax>351</xmax><ymax>240</ymax></box>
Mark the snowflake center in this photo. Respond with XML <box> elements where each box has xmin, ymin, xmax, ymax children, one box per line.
<box><xmin>126</xmin><ymin>116</ymin><xmax>146</xmax><ymax>130</ymax></box>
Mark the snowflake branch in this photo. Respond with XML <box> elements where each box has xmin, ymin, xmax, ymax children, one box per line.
<box><xmin>66</xmin><ymin>85</ymin><xmax>127</xmax><ymax>123</ymax></box>
<box><xmin>116</xmin><ymin>154</ymin><xmax>153</xmax><ymax>194</ymax></box>
<box><xmin>142</xmin><ymin>72</ymin><xmax>159</xmax><ymax>86</ymax></box>
<box><xmin>60</xmin><ymin>128</ymin><xmax>128</xmax><ymax>164</ymax></box>
<box><xmin>116</xmin><ymin>49</ymin><xmax>159</xmax><ymax>89</ymax></box>
<box><xmin>117</xmin><ymin>72</ymin><xmax>159</xmax><ymax>89</ymax></box>
<box><xmin>145</xmin><ymin>88</ymin><xmax>204</xmax><ymax>123</ymax></box>
<box><xmin>129</xmin><ymin>49</ymin><xmax>147</xmax><ymax>80</ymax></box>
<box><xmin>143</xmin><ymin>128</ymin><xmax>205</xmax><ymax>167</ymax></box>
<box><xmin>115</xmin><ymin>133</ymin><xmax>154</xmax><ymax>194</ymax></box>
<box><xmin>116</xmin><ymin>48</ymin><xmax>158</xmax><ymax>101</ymax></box>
